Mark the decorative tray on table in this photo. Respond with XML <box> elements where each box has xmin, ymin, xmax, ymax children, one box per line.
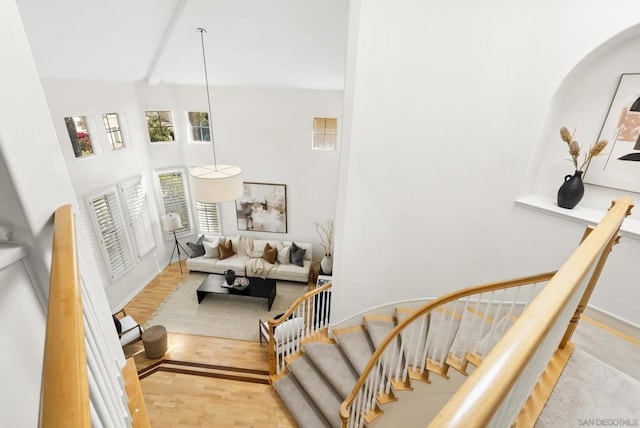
<box><xmin>221</xmin><ymin>277</ymin><xmax>250</xmax><ymax>290</ymax></box>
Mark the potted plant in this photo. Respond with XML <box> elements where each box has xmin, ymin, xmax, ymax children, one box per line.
<box><xmin>315</xmin><ymin>219</ymin><xmax>334</xmax><ymax>274</ymax></box>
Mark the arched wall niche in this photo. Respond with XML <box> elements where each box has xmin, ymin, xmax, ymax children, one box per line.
<box><xmin>521</xmin><ymin>21</ymin><xmax>640</xmax><ymax>222</ymax></box>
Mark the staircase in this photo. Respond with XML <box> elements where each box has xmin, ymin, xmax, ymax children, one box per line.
<box><xmin>263</xmin><ymin>198</ymin><xmax>634</xmax><ymax>428</ymax></box>
<box><xmin>270</xmin><ymin>271</ymin><xmax>550</xmax><ymax>428</ymax></box>
<box><xmin>272</xmin><ymin>293</ymin><xmax>640</xmax><ymax>428</ymax></box>
<box><xmin>272</xmin><ymin>309</ymin><xmax>476</xmax><ymax>428</ymax></box>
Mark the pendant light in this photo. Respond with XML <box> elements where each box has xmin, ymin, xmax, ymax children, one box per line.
<box><xmin>190</xmin><ymin>28</ymin><xmax>243</xmax><ymax>203</ymax></box>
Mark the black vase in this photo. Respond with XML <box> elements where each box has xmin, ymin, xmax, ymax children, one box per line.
<box><xmin>224</xmin><ymin>269</ymin><xmax>236</xmax><ymax>285</ymax></box>
<box><xmin>557</xmin><ymin>171</ymin><xmax>584</xmax><ymax>209</ymax></box>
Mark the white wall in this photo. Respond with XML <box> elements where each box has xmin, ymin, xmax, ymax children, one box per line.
<box><xmin>143</xmin><ymin>84</ymin><xmax>343</xmax><ymax>244</ymax></box>
<box><xmin>333</xmin><ymin>0</ymin><xmax>640</xmax><ymax>325</ymax></box>
<box><xmin>0</xmin><ymin>0</ymin><xmax>78</xmax><ymax>298</ymax></box>
<box><xmin>524</xmin><ymin>24</ymin><xmax>640</xmax><ymax>326</ymax></box>
<box><xmin>0</xmin><ymin>252</ymin><xmax>45</xmax><ymax>428</ymax></box>
<box><xmin>0</xmin><ymin>0</ymin><xmax>125</xmax><ymax>419</ymax></box>
<box><xmin>41</xmin><ymin>79</ymin><xmax>171</xmax><ymax>309</ymax></box>
<box><xmin>41</xmin><ymin>80</ymin><xmax>343</xmax><ymax>308</ymax></box>
<box><xmin>171</xmin><ymin>85</ymin><xmax>343</xmax><ymax>241</ymax></box>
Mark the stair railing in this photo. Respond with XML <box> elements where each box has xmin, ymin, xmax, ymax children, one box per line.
<box><xmin>41</xmin><ymin>205</ymin><xmax>90</xmax><ymax>427</ymax></box>
<box><xmin>340</xmin><ymin>272</ymin><xmax>555</xmax><ymax>427</ymax></box>
<box><xmin>431</xmin><ymin>197</ymin><xmax>632</xmax><ymax>427</ymax></box>
<box><xmin>41</xmin><ymin>205</ymin><xmax>146</xmax><ymax>427</ymax></box>
<box><xmin>339</xmin><ymin>197</ymin><xmax>632</xmax><ymax>428</ymax></box>
<box><xmin>266</xmin><ymin>282</ymin><xmax>332</xmax><ymax>375</ymax></box>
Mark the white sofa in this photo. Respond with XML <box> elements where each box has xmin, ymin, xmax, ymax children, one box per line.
<box><xmin>186</xmin><ymin>235</ymin><xmax>313</xmax><ymax>283</ymax></box>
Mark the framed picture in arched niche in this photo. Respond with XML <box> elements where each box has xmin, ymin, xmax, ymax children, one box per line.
<box><xmin>584</xmin><ymin>73</ymin><xmax>640</xmax><ymax>193</ymax></box>
<box><xmin>235</xmin><ymin>182</ymin><xmax>287</xmax><ymax>233</ymax></box>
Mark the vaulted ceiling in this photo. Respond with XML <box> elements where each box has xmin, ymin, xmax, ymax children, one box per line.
<box><xmin>15</xmin><ymin>0</ymin><xmax>349</xmax><ymax>90</ymax></box>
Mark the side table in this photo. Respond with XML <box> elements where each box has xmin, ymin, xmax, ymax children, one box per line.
<box><xmin>142</xmin><ymin>325</ymin><xmax>167</xmax><ymax>359</ymax></box>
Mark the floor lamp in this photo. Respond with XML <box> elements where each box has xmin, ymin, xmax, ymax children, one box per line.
<box><xmin>162</xmin><ymin>213</ymin><xmax>189</xmax><ymax>274</ymax></box>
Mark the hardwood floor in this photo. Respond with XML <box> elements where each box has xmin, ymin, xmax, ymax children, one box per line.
<box><xmin>124</xmin><ymin>261</ymin><xmax>297</xmax><ymax>427</ymax></box>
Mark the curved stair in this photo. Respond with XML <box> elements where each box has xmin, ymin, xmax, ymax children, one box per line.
<box><xmin>267</xmin><ymin>198</ymin><xmax>637</xmax><ymax>427</ymax></box>
<box><xmin>272</xmin><ymin>305</ymin><xmax>473</xmax><ymax>427</ymax></box>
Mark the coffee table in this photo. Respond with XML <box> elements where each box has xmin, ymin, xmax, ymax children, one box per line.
<box><xmin>196</xmin><ymin>274</ymin><xmax>277</xmax><ymax>310</ymax></box>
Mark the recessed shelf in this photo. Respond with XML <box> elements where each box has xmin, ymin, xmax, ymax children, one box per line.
<box><xmin>514</xmin><ymin>194</ymin><xmax>640</xmax><ymax>240</ymax></box>
<box><xmin>0</xmin><ymin>243</ymin><xmax>27</xmax><ymax>270</ymax></box>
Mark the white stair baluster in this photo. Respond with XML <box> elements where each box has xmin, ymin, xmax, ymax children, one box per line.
<box><xmin>402</xmin><ymin>314</ymin><xmax>420</xmax><ymax>382</ymax></box>
<box><xmin>419</xmin><ymin>312</ymin><xmax>433</xmax><ymax>374</ymax></box>
<box><xmin>470</xmin><ymin>292</ymin><xmax>485</xmax><ymax>356</ymax></box>
<box><xmin>430</xmin><ymin>306</ymin><xmax>447</xmax><ymax>366</ymax></box>
<box><xmin>413</xmin><ymin>314</ymin><xmax>428</xmax><ymax>372</ymax></box>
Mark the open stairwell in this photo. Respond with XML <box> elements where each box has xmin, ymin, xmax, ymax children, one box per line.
<box><xmin>272</xmin><ymin>301</ymin><xmax>640</xmax><ymax>428</ymax></box>
<box><xmin>267</xmin><ymin>266</ymin><xmax>556</xmax><ymax>428</ymax></box>
<box><xmin>272</xmin><ymin>305</ymin><xmax>500</xmax><ymax>427</ymax></box>
<box><xmin>261</xmin><ymin>198</ymin><xmax>636</xmax><ymax>427</ymax></box>
<box><xmin>40</xmin><ymin>198</ymin><xmax>636</xmax><ymax>427</ymax></box>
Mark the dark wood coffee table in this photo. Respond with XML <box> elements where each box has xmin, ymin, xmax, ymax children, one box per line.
<box><xmin>196</xmin><ymin>274</ymin><xmax>277</xmax><ymax>310</ymax></box>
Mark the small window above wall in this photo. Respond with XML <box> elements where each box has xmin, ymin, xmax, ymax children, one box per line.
<box><xmin>187</xmin><ymin>111</ymin><xmax>211</xmax><ymax>143</ymax></box>
<box><xmin>65</xmin><ymin>116</ymin><xmax>95</xmax><ymax>158</ymax></box>
<box><xmin>312</xmin><ymin>117</ymin><xmax>337</xmax><ymax>151</ymax></box>
<box><xmin>156</xmin><ymin>168</ymin><xmax>193</xmax><ymax>237</ymax></box>
<box><xmin>102</xmin><ymin>113</ymin><xmax>125</xmax><ymax>150</ymax></box>
<box><xmin>146</xmin><ymin>110</ymin><xmax>175</xmax><ymax>143</ymax></box>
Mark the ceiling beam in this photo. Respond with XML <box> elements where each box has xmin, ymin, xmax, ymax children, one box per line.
<box><xmin>146</xmin><ymin>0</ymin><xmax>188</xmax><ymax>85</ymax></box>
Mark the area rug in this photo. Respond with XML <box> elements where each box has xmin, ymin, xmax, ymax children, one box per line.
<box><xmin>536</xmin><ymin>347</ymin><xmax>640</xmax><ymax>426</ymax></box>
<box><xmin>145</xmin><ymin>273</ymin><xmax>307</xmax><ymax>342</ymax></box>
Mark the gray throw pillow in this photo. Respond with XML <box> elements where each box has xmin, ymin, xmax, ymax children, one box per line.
<box><xmin>186</xmin><ymin>235</ymin><xmax>205</xmax><ymax>258</ymax></box>
<box><xmin>290</xmin><ymin>242</ymin><xmax>306</xmax><ymax>267</ymax></box>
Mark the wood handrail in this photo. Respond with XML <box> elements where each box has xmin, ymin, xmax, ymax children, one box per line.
<box><xmin>429</xmin><ymin>197</ymin><xmax>633</xmax><ymax>427</ymax></box>
<box><xmin>339</xmin><ymin>271</ymin><xmax>556</xmax><ymax>422</ymax></box>
<box><xmin>266</xmin><ymin>282</ymin><xmax>332</xmax><ymax>375</ymax></box>
<box><xmin>267</xmin><ymin>282</ymin><xmax>332</xmax><ymax>330</ymax></box>
<box><xmin>40</xmin><ymin>205</ymin><xmax>90</xmax><ymax>427</ymax></box>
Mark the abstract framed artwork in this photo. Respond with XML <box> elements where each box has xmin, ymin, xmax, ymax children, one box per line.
<box><xmin>235</xmin><ymin>182</ymin><xmax>287</xmax><ymax>233</ymax></box>
<box><xmin>584</xmin><ymin>73</ymin><xmax>640</xmax><ymax>193</ymax></box>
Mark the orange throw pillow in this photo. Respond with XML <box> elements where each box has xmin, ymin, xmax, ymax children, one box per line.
<box><xmin>263</xmin><ymin>243</ymin><xmax>277</xmax><ymax>264</ymax></box>
<box><xmin>218</xmin><ymin>240</ymin><xmax>234</xmax><ymax>260</ymax></box>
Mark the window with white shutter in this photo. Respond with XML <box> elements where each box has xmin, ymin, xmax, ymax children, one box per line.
<box><xmin>119</xmin><ymin>176</ymin><xmax>156</xmax><ymax>258</ymax></box>
<box><xmin>87</xmin><ymin>189</ymin><xmax>135</xmax><ymax>281</ymax></box>
<box><xmin>156</xmin><ymin>168</ymin><xmax>192</xmax><ymax>237</ymax></box>
<box><xmin>196</xmin><ymin>201</ymin><xmax>220</xmax><ymax>234</ymax></box>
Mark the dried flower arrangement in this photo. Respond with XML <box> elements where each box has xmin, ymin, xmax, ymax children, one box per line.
<box><xmin>314</xmin><ymin>219</ymin><xmax>334</xmax><ymax>256</ymax></box>
<box><xmin>559</xmin><ymin>126</ymin><xmax>608</xmax><ymax>174</ymax></box>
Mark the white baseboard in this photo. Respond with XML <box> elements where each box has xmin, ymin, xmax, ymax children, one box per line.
<box><xmin>584</xmin><ymin>305</ymin><xmax>640</xmax><ymax>342</ymax></box>
<box><xmin>112</xmin><ymin>260</ymin><xmax>170</xmax><ymax>313</ymax></box>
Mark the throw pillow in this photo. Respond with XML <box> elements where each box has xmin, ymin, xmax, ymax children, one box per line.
<box><xmin>237</xmin><ymin>235</ymin><xmax>254</xmax><ymax>259</ymax></box>
<box><xmin>290</xmin><ymin>242</ymin><xmax>306</xmax><ymax>267</ymax></box>
<box><xmin>218</xmin><ymin>239</ymin><xmax>234</xmax><ymax>260</ymax></box>
<box><xmin>262</xmin><ymin>243</ymin><xmax>277</xmax><ymax>264</ymax></box>
<box><xmin>277</xmin><ymin>243</ymin><xmax>291</xmax><ymax>265</ymax></box>
<box><xmin>186</xmin><ymin>235</ymin><xmax>205</xmax><ymax>258</ymax></box>
<box><xmin>202</xmin><ymin>238</ymin><xmax>221</xmax><ymax>258</ymax></box>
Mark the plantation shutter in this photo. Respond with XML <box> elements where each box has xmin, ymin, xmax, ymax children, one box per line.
<box><xmin>157</xmin><ymin>170</ymin><xmax>191</xmax><ymax>236</ymax></box>
<box><xmin>89</xmin><ymin>190</ymin><xmax>134</xmax><ymax>281</ymax></box>
<box><xmin>119</xmin><ymin>176</ymin><xmax>156</xmax><ymax>258</ymax></box>
<box><xmin>196</xmin><ymin>201</ymin><xmax>220</xmax><ymax>234</ymax></box>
